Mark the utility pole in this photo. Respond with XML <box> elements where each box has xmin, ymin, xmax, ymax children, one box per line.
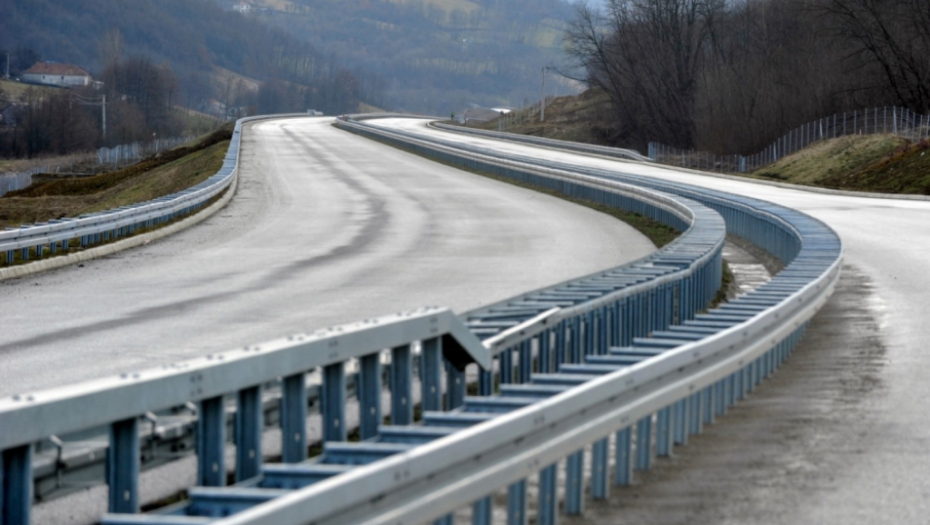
<box><xmin>4</xmin><ymin>51</ymin><xmax>9</xmax><ymax>79</ymax></box>
<box><xmin>540</xmin><ymin>66</ymin><xmax>549</xmax><ymax>122</ymax></box>
<box><xmin>102</xmin><ymin>94</ymin><xmax>107</xmax><ymax>140</ymax></box>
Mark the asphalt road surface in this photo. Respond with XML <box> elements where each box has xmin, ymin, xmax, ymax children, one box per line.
<box><xmin>378</xmin><ymin>118</ymin><xmax>930</xmax><ymax>524</ymax></box>
<box><xmin>0</xmin><ymin>117</ymin><xmax>656</xmax><ymax>398</ymax></box>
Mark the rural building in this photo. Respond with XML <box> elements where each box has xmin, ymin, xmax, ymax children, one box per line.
<box><xmin>21</xmin><ymin>62</ymin><xmax>92</xmax><ymax>87</ymax></box>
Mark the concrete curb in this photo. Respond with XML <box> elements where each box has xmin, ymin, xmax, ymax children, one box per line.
<box><xmin>0</xmin><ymin>172</ymin><xmax>238</xmax><ymax>283</ymax></box>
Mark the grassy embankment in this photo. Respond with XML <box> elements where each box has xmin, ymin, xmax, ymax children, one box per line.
<box><xmin>752</xmin><ymin>135</ymin><xmax>930</xmax><ymax>194</ymax></box>
<box><xmin>0</xmin><ymin>125</ymin><xmax>233</xmax><ymax>230</ymax></box>
<box><xmin>481</xmin><ymin>90</ymin><xmax>930</xmax><ymax>196</ymax></box>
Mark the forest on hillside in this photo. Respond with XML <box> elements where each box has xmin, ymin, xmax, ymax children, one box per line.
<box><xmin>566</xmin><ymin>0</ymin><xmax>930</xmax><ymax>153</ymax></box>
<box><xmin>232</xmin><ymin>0</ymin><xmax>578</xmax><ymax>114</ymax></box>
<box><xmin>0</xmin><ymin>0</ymin><xmax>385</xmax><ymax>156</ymax></box>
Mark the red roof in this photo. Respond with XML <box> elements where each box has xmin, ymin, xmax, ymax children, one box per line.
<box><xmin>23</xmin><ymin>62</ymin><xmax>90</xmax><ymax>77</ymax></box>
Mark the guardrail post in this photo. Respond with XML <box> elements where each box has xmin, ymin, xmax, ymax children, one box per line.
<box><xmin>506</xmin><ymin>479</ymin><xmax>527</xmax><ymax>525</ymax></box>
<box><xmin>538</xmin><ymin>330</ymin><xmax>551</xmax><ymax>373</ymax></box>
<box><xmin>736</xmin><ymin>367</ymin><xmax>746</xmax><ymax>399</ymax></box>
<box><xmin>635</xmin><ymin>416</ymin><xmax>652</xmax><ymax>470</ymax></box>
<box><xmin>565</xmin><ymin>450</ymin><xmax>585</xmax><ymax>515</ymax></box>
<box><xmin>280</xmin><ymin>373</ymin><xmax>307</xmax><ymax>463</ymax></box>
<box><xmin>446</xmin><ymin>359</ymin><xmax>465</xmax><ymax>410</ymax></box>
<box><xmin>727</xmin><ymin>372</ymin><xmax>738</xmax><ymax>407</ymax></box>
<box><xmin>674</xmin><ymin>398</ymin><xmax>689</xmax><ymax>445</ymax></box>
<box><xmin>554</xmin><ymin>322</ymin><xmax>566</xmax><ymax>371</ymax></box>
<box><xmin>620</xmin><ymin>298</ymin><xmax>632</xmax><ymax>346</ymax></box>
<box><xmin>2</xmin><ymin>444</ymin><xmax>33</xmax><ymax>525</ymax></box>
<box><xmin>689</xmin><ymin>392</ymin><xmax>703</xmax><ymax>435</ymax></box>
<box><xmin>607</xmin><ymin>304</ymin><xmax>619</xmax><ymax>347</ymax></box>
<box><xmin>235</xmin><ymin>386</ymin><xmax>262</xmax><ymax>481</ymax></box>
<box><xmin>703</xmin><ymin>386</ymin><xmax>715</xmax><ymax>425</ymax></box>
<box><xmin>656</xmin><ymin>406</ymin><xmax>673</xmax><ymax>457</ymax></box>
<box><xmin>107</xmin><ymin>417</ymin><xmax>140</xmax><ymax>513</ymax></box>
<box><xmin>197</xmin><ymin>396</ymin><xmax>226</xmax><ymax>486</ymax></box>
<box><xmin>614</xmin><ymin>427</ymin><xmax>632</xmax><ymax>485</ymax></box>
<box><xmin>359</xmin><ymin>354</ymin><xmax>382</xmax><ymax>439</ymax></box>
<box><xmin>518</xmin><ymin>340</ymin><xmax>532</xmax><ymax>383</ymax></box>
<box><xmin>592</xmin><ymin>437</ymin><xmax>609</xmax><ymax>499</ymax></box>
<box><xmin>472</xmin><ymin>496</ymin><xmax>493</xmax><ymax>525</ymax></box>
<box><xmin>391</xmin><ymin>344</ymin><xmax>413</xmax><ymax>425</ymax></box>
<box><xmin>583</xmin><ymin>312</ymin><xmax>595</xmax><ymax>357</ymax></box>
<box><xmin>421</xmin><ymin>337</ymin><xmax>443</xmax><ymax>411</ymax></box>
<box><xmin>500</xmin><ymin>349</ymin><xmax>514</xmax><ymax>385</ymax></box>
<box><xmin>537</xmin><ymin>464</ymin><xmax>558</xmax><ymax>525</ymax></box>
<box><xmin>322</xmin><ymin>363</ymin><xmax>346</xmax><ymax>441</ymax></box>
<box><xmin>716</xmin><ymin>379</ymin><xmax>728</xmax><ymax>417</ymax></box>
<box><xmin>478</xmin><ymin>369</ymin><xmax>493</xmax><ymax>396</ymax></box>
<box><xmin>569</xmin><ymin>318</ymin><xmax>581</xmax><ymax>363</ymax></box>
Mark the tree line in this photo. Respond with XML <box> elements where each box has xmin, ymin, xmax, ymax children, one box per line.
<box><xmin>565</xmin><ymin>0</ymin><xmax>930</xmax><ymax>154</ymax></box>
<box><xmin>0</xmin><ymin>55</ymin><xmax>183</xmax><ymax>158</ymax></box>
<box><xmin>0</xmin><ymin>0</ymin><xmax>387</xmax><ymax>159</ymax></box>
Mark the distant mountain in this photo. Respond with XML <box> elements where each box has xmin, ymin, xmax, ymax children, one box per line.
<box><xmin>215</xmin><ymin>0</ymin><xmax>581</xmax><ymax>113</ymax></box>
<box><xmin>0</xmin><ymin>0</ymin><xmax>381</xmax><ymax>115</ymax></box>
<box><xmin>0</xmin><ymin>0</ymin><xmax>580</xmax><ymax>115</ymax></box>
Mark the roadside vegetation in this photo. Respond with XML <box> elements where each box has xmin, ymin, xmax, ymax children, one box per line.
<box><xmin>754</xmin><ymin>136</ymin><xmax>930</xmax><ymax>194</ymax></box>
<box><xmin>475</xmin><ymin>93</ymin><xmax>930</xmax><ymax>196</ymax></box>
<box><xmin>0</xmin><ymin>126</ymin><xmax>232</xmax><ymax>229</ymax></box>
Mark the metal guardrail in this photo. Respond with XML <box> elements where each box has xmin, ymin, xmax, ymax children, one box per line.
<box><xmin>0</xmin><ymin>115</ymin><xmax>841</xmax><ymax>525</ymax></box>
<box><xmin>0</xmin><ymin>116</ymin><xmax>728</xmax><ymax>525</ymax></box>
<box><xmin>431</xmin><ymin>121</ymin><xmax>652</xmax><ymax>162</ymax></box>
<box><xmin>0</xmin><ymin>114</ymin><xmax>295</xmax><ymax>267</ymax></box>
<box><xmin>192</xmin><ymin>118</ymin><xmax>836</xmax><ymax>525</ymax></box>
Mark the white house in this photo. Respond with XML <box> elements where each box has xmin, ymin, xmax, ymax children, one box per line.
<box><xmin>21</xmin><ymin>62</ymin><xmax>91</xmax><ymax>87</ymax></box>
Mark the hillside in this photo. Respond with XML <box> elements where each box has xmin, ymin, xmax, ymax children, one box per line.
<box><xmin>478</xmin><ymin>91</ymin><xmax>930</xmax><ymax>196</ymax></box>
<box><xmin>220</xmin><ymin>0</ymin><xmax>579</xmax><ymax>113</ymax></box>
<box><xmin>754</xmin><ymin>136</ymin><xmax>930</xmax><ymax>194</ymax></box>
<box><xmin>0</xmin><ymin>0</ymin><xmax>579</xmax><ymax>116</ymax></box>
<box><xmin>0</xmin><ymin>0</ymin><xmax>381</xmax><ymax>116</ymax></box>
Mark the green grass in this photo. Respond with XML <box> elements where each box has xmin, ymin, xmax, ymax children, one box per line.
<box><xmin>0</xmin><ymin>78</ymin><xmax>60</xmax><ymax>99</ymax></box>
<box><xmin>0</xmin><ymin>126</ymin><xmax>232</xmax><ymax>229</ymax></box>
<box><xmin>176</xmin><ymin>107</ymin><xmax>223</xmax><ymax>137</ymax></box>
<box><xmin>752</xmin><ymin>134</ymin><xmax>906</xmax><ymax>184</ymax></box>
<box><xmin>748</xmin><ymin>133</ymin><xmax>930</xmax><ymax>195</ymax></box>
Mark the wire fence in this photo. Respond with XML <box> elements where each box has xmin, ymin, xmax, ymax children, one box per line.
<box><xmin>96</xmin><ymin>135</ymin><xmax>194</xmax><ymax>167</ymax></box>
<box><xmin>0</xmin><ymin>169</ymin><xmax>43</xmax><ymax>197</ymax></box>
<box><xmin>648</xmin><ymin>106</ymin><xmax>930</xmax><ymax>173</ymax></box>
<box><xmin>0</xmin><ymin>136</ymin><xmax>195</xmax><ymax>197</ymax></box>
<box><xmin>503</xmin><ymin>95</ymin><xmax>556</xmax><ymax>127</ymax></box>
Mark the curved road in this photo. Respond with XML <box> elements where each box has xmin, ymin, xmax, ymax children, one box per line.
<box><xmin>0</xmin><ymin>117</ymin><xmax>655</xmax><ymax>397</ymax></box>
<box><xmin>375</xmin><ymin>118</ymin><xmax>930</xmax><ymax>524</ymax></box>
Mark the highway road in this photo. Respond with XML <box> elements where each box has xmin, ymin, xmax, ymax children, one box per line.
<box><xmin>374</xmin><ymin>118</ymin><xmax>930</xmax><ymax>524</ymax></box>
<box><xmin>0</xmin><ymin>117</ymin><xmax>655</xmax><ymax>397</ymax></box>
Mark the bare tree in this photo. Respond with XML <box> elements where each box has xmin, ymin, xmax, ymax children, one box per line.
<box><xmin>821</xmin><ymin>0</ymin><xmax>930</xmax><ymax>112</ymax></box>
<box><xmin>566</xmin><ymin>0</ymin><xmax>723</xmax><ymax>150</ymax></box>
